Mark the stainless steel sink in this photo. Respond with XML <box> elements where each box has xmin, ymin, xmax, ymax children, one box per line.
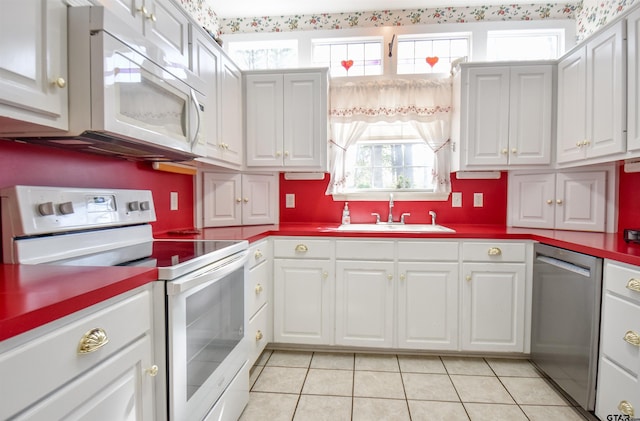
<box><xmin>337</xmin><ymin>223</ymin><xmax>455</xmax><ymax>233</ymax></box>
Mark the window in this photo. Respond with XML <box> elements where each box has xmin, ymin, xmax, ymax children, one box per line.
<box><xmin>312</xmin><ymin>38</ymin><xmax>383</xmax><ymax>77</ymax></box>
<box><xmin>487</xmin><ymin>29</ymin><xmax>564</xmax><ymax>60</ymax></box>
<box><xmin>344</xmin><ymin>122</ymin><xmax>435</xmax><ymax>192</ymax></box>
<box><xmin>227</xmin><ymin>40</ymin><xmax>298</xmax><ymax>70</ymax></box>
<box><xmin>396</xmin><ymin>34</ymin><xmax>470</xmax><ymax>75</ymax></box>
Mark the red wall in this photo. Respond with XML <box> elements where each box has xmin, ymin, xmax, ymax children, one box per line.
<box><xmin>618</xmin><ymin>165</ymin><xmax>640</xmax><ymax>232</ymax></box>
<box><xmin>279</xmin><ymin>172</ymin><xmax>508</xmax><ymax>225</ymax></box>
<box><xmin>0</xmin><ymin>139</ymin><xmax>195</xmax><ymax>234</ymax></box>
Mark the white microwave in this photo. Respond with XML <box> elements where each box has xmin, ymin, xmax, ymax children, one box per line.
<box><xmin>11</xmin><ymin>6</ymin><xmax>206</xmax><ymax>162</ymax></box>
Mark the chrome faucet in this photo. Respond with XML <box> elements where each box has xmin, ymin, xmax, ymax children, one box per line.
<box><xmin>388</xmin><ymin>193</ymin><xmax>394</xmax><ymax>223</ymax></box>
<box><xmin>429</xmin><ymin>210</ymin><xmax>437</xmax><ymax>225</ymax></box>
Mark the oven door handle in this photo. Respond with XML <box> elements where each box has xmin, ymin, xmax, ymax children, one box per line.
<box><xmin>166</xmin><ymin>250</ymin><xmax>248</xmax><ymax>295</ymax></box>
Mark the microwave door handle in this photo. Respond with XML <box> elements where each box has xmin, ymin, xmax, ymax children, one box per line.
<box><xmin>189</xmin><ymin>88</ymin><xmax>201</xmax><ymax>150</ymax></box>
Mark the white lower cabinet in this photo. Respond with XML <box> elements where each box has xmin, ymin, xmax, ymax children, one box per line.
<box><xmin>0</xmin><ymin>286</ymin><xmax>155</xmax><ymax>421</ymax></box>
<box><xmin>247</xmin><ymin>239</ymin><xmax>272</xmax><ymax>366</ymax></box>
<box><xmin>335</xmin><ymin>260</ymin><xmax>394</xmax><ymax>348</ymax></box>
<box><xmin>273</xmin><ymin>239</ymin><xmax>333</xmax><ymax>345</ymax></box>
<box><xmin>461</xmin><ymin>242</ymin><xmax>528</xmax><ymax>353</ymax></box>
<box><xmin>596</xmin><ymin>260</ymin><xmax>640</xmax><ymax>420</ymax></box>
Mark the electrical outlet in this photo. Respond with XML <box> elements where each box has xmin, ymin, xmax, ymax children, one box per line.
<box><xmin>474</xmin><ymin>192</ymin><xmax>484</xmax><ymax>207</ymax></box>
<box><xmin>285</xmin><ymin>193</ymin><xmax>295</xmax><ymax>208</ymax></box>
<box><xmin>170</xmin><ymin>192</ymin><xmax>178</xmax><ymax>211</ymax></box>
<box><xmin>452</xmin><ymin>192</ymin><xmax>462</xmax><ymax>207</ymax></box>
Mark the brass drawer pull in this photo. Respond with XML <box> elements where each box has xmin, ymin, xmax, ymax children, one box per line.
<box><xmin>623</xmin><ymin>330</ymin><xmax>640</xmax><ymax>347</ymax></box>
<box><xmin>78</xmin><ymin>328</ymin><xmax>109</xmax><ymax>354</ymax></box>
<box><xmin>488</xmin><ymin>247</ymin><xmax>502</xmax><ymax>256</ymax></box>
<box><xmin>255</xmin><ymin>330</ymin><xmax>264</xmax><ymax>341</ymax></box>
<box><xmin>255</xmin><ymin>283</ymin><xmax>263</xmax><ymax>294</ymax></box>
<box><xmin>254</xmin><ymin>250</ymin><xmax>263</xmax><ymax>259</ymax></box>
<box><xmin>618</xmin><ymin>400</ymin><xmax>634</xmax><ymax>417</ymax></box>
<box><xmin>626</xmin><ymin>278</ymin><xmax>640</xmax><ymax>293</ymax></box>
<box><xmin>146</xmin><ymin>365</ymin><xmax>159</xmax><ymax>377</ymax></box>
<box><xmin>295</xmin><ymin>244</ymin><xmax>309</xmax><ymax>253</ymax></box>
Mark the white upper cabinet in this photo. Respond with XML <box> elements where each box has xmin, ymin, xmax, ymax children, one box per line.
<box><xmin>557</xmin><ymin>20</ymin><xmax>626</xmax><ymax>164</ymax></box>
<box><xmin>217</xmin><ymin>56</ymin><xmax>244</xmax><ymax>167</ymax></box>
<box><xmin>0</xmin><ymin>0</ymin><xmax>68</xmax><ymax>132</ymax></box>
<box><xmin>452</xmin><ymin>63</ymin><xmax>553</xmax><ymax>171</ymax></box>
<box><xmin>628</xmin><ymin>8</ymin><xmax>640</xmax><ymax>153</ymax></box>
<box><xmin>98</xmin><ymin>0</ymin><xmax>190</xmax><ymax>69</ymax></box>
<box><xmin>245</xmin><ymin>69</ymin><xmax>328</xmax><ymax>171</ymax></box>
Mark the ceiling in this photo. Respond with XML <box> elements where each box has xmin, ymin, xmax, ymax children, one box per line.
<box><xmin>209</xmin><ymin>0</ymin><xmax>553</xmax><ymax>18</ymax></box>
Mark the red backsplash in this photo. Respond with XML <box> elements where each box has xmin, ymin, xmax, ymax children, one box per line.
<box><xmin>279</xmin><ymin>172</ymin><xmax>508</xmax><ymax>225</ymax></box>
<box><xmin>618</xmin><ymin>165</ymin><xmax>640</xmax><ymax>232</ymax></box>
<box><xmin>0</xmin><ymin>139</ymin><xmax>194</xmax><ymax>234</ymax></box>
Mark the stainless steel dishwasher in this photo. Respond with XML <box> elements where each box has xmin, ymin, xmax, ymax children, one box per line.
<box><xmin>531</xmin><ymin>243</ymin><xmax>603</xmax><ymax>412</ymax></box>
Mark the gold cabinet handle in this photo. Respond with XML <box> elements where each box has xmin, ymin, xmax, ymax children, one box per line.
<box><xmin>255</xmin><ymin>283</ymin><xmax>263</xmax><ymax>294</ymax></box>
<box><xmin>243</xmin><ymin>197</ymin><xmax>249</xmax><ymax>203</ymax></box>
<box><xmin>322</xmin><ymin>271</ymin><xmax>328</xmax><ymax>279</ymax></box>
<box><xmin>387</xmin><ymin>274</ymin><xmax>393</xmax><ymax>281</ymax></box>
<box><xmin>546</xmin><ymin>199</ymin><xmax>553</xmax><ymax>204</ymax></box>
<box><xmin>556</xmin><ymin>199</ymin><xmax>563</xmax><ymax>205</ymax></box>
<box><xmin>511</xmin><ymin>148</ymin><xmax>517</xmax><ymax>154</ymax></box>
<box><xmin>53</xmin><ymin>77</ymin><xmax>66</xmax><ymax>88</ymax></box>
<box><xmin>276</xmin><ymin>151</ymin><xmax>282</xmax><ymax>157</ymax></box>
<box><xmin>583</xmin><ymin>140</ymin><xmax>591</xmax><ymax>146</ymax></box>
<box><xmin>254</xmin><ymin>250</ymin><xmax>263</xmax><ymax>259</ymax></box>
<box><xmin>576</xmin><ymin>141</ymin><xmax>582</xmax><ymax>147</ymax></box>
<box><xmin>236</xmin><ymin>197</ymin><xmax>242</xmax><ymax>203</ymax></box>
<box><xmin>146</xmin><ymin>13</ymin><xmax>157</xmax><ymax>21</ymax></box>
<box><xmin>618</xmin><ymin>400</ymin><xmax>635</xmax><ymax>417</ymax></box>
<box><xmin>488</xmin><ymin>247</ymin><xmax>502</xmax><ymax>256</ymax></box>
<box><xmin>255</xmin><ymin>330</ymin><xmax>263</xmax><ymax>341</ymax></box>
<box><xmin>136</xmin><ymin>6</ymin><xmax>148</xmax><ymax>14</ymax></box>
<box><xmin>466</xmin><ymin>275</ymin><xmax>472</xmax><ymax>281</ymax></box>
<box><xmin>623</xmin><ymin>330</ymin><xmax>640</xmax><ymax>347</ymax></box>
<box><xmin>146</xmin><ymin>365</ymin><xmax>159</xmax><ymax>377</ymax></box>
<box><xmin>400</xmin><ymin>273</ymin><xmax>406</xmax><ymax>281</ymax></box>
<box><xmin>295</xmin><ymin>244</ymin><xmax>308</xmax><ymax>253</ymax></box>
<box><xmin>626</xmin><ymin>278</ymin><xmax>640</xmax><ymax>293</ymax></box>
<box><xmin>501</xmin><ymin>148</ymin><xmax>508</xmax><ymax>155</ymax></box>
<box><xmin>78</xmin><ymin>328</ymin><xmax>109</xmax><ymax>354</ymax></box>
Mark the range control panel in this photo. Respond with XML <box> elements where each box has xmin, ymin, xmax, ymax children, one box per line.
<box><xmin>1</xmin><ymin>186</ymin><xmax>157</xmax><ymax>237</ymax></box>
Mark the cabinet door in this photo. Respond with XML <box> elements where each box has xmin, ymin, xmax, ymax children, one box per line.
<box><xmin>145</xmin><ymin>0</ymin><xmax>190</xmax><ymax>69</ymax></box>
<box><xmin>509</xmin><ymin>173</ymin><xmax>556</xmax><ymax>229</ymax></box>
<box><xmin>202</xmin><ymin>172</ymin><xmax>242</xmax><ymax>227</ymax></box>
<box><xmin>557</xmin><ymin>47</ymin><xmax>587</xmax><ymax>163</ymax></box>
<box><xmin>190</xmin><ymin>28</ymin><xmax>220</xmax><ymax>159</ymax></box>
<box><xmin>241</xmin><ymin>173</ymin><xmax>277</xmax><ymax>225</ymax></box>
<box><xmin>98</xmin><ymin>0</ymin><xmax>145</xmax><ymax>34</ymax></box>
<box><xmin>245</xmin><ymin>74</ymin><xmax>284</xmax><ymax>167</ymax></box>
<box><xmin>629</xmin><ymin>8</ymin><xmax>640</xmax><ymax>152</ymax></box>
<box><xmin>585</xmin><ymin>21</ymin><xmax>626</xmax><ymax>159</ymax></box>
<box><xmin>464</xmin><ymin>67</ymin><xmax>510</xmax><ymax>166</ymax></box>
<box><xmin>555</xmin><ymin>171</ymin><xmax>606</xmax><ymax>232</ymax></box>
<box><xmin>596</xmin><ymin>357</ymin><xmax>640</xmax><ymax>421</ymax></box>
<box><xmin>13</xmin><ymin>336</ymin><xmax>155</xmax><ymax>421</ymax></box>
<box><xmin>0</xmin><ymin>0</ymin><xmax>68</xmax><ymax>130</ymax></box>
<box><xmin>508</xmin><ymin>66</ymin><xmax>552</xmax><ymax>165</ymax></box>
<box><xmin>335</xmin><ymin>261</ymin><xmax>394</xmax><ymax>348</ymax></box>
<box><xmin>274</xmin><ymin>259</ymin><xmax>333</xmax><ymax>345</ymax></box>
<box><xmin>397</xmin><ymin>262</ymin><xmax>458</xmax><ymax>350</ymax></box>
<box><xmin>461</xmin><ymin>263</ymin><xmax>526</xmax><ymax>352</ymax></box>
<box><xmin>219</xmin><ymin>56</ymin><xmax>244</xmax><ymax>166</ymax></box>
<box><xmin>283</xmin><ymin>72</ymin><xmax>327</xmax><ymax>169</ymax></box>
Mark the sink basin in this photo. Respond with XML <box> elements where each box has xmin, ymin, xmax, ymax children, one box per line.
<box><xmin>337</xmin><ymin>223</ymin><xmax>455</xmax><ymax>233</ymax></box>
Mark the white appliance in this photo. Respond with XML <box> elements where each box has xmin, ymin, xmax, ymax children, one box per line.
<box><xmin>6</xmin><ymin>6</ymin><xmax>206</xmax><ymax>162</ymax></box>
<box><xmin>1</xmin><ymin>186</ymin><xmax>249</xmax><ymax>421</ymax></box>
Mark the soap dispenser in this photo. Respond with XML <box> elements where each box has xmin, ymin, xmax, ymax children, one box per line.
<box><xmin>342</xmin><ymin>202</ymin><xmax>351</xmax><ymax>224</ymax></box>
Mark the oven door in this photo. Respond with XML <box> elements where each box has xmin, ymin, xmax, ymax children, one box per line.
<box><xmin>166</xmin><ymin>250</ymin><xmax>248</xmax><ymax>421</ymax></box>
<box><xmin>94</xmin><ymin>32</ymin><xmax>206</xmax><ymax>157</ymax></box>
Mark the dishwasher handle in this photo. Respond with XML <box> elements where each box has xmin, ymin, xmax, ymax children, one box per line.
<box><xmin>536</xmin><ymin>255</ymin><xmax>592</xmax><ymax>277</ymax></box>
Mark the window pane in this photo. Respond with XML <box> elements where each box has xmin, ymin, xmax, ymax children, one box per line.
<box><xmin>397</xmin><ymin>35</ymin><xmax>469</xmax><ymax>75</ymax></box>
<box><xmin>227</xmin><ymin>40</ymin><xmax>298</xmax><ymax>70</ymax></box>
<box><xmin>312</xmin><ymin>38</ymin><xmax>383</xmax><ymax>77</ymax></box>
<box><xmin>487</xmin><ymin>29</ymin><xmax>564</xmax><ymax>60</ymax></box>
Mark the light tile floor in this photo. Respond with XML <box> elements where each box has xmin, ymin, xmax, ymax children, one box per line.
<box><xmin>239</xmin><ymin>350</ymin><xmax>593</xmax><ymax>421</ymax></box>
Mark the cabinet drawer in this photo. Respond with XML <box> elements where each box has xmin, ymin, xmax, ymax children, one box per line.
<box><xmin>601</xmin><ymin>293</ymin><xmax>640</xmax><ymax>374</ymax></box>
<box><xmin>462</xmin><ymin>242</ymin><xmax>527</xmax><ymax>262</ymax></box>
<box><xmin>596</xmin><ymin>357</ymin><xmax>640</xmax><ymax>421</ymax></box>
<box><xmin>336</xmin><ymin>240</ymin><xmax>394</xmax><ymax>260</ymax></box>
<box><xmin>248</xmin><ymin>260</ymin><xmax>270</xmax><ymax>317</ymax></box>
<box><xmin>274</xmin><ymin>238</ymin><xmax>332</xmax><ymax>259</ymax></box>
<box><xmin>249</xmin><ymin>240</ymin><xmax>271</xmax><ymax>268</ymax></box>
<box><xmin>0</xmin><ymin>288</ymin><xmax>152</xmax><ymax>420</ymax></box>
<box><xmin>248</xmin><ymin>303</ymin><xmax>271</xmax><ymax>366</ymax></box>
<box><xmin>605</xmin><ymin>261</ymin><xmax>640</xmax><ymax>305</ymax></box>
<box><xmin>397</xmin><ymin>241</ymin><xmax>459</xmax><ymax>261</ymax></box>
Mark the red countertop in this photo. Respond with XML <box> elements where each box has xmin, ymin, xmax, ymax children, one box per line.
<box><xmin>0</xmin><ymin>265</ymin><xmax>157</xmax><ymax>342</ymax></box>
<box><xmin>4</xmin><ymin>223</ymin><xmax>640</xmax><ymax>343</ymax></box>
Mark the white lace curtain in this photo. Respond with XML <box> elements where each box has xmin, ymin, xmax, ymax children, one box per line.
<box><xmin>326</xmin><ymin>78</ymin><xmax>452</xmax><ymax>195</ymax></box>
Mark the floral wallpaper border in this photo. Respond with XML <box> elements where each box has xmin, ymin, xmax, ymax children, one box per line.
<box><xmin>576</xmin><ymin>0</ymin><xmax>638</xmax><ymax>39</ymax></box>
<box><xmin>219</xmin><ymin>3</ymin><xmax>579</xmax><ymax>34</ymax></box>
<box><xmin>176</xmin><ymin>0</ymin><xmax>220</xmax><ymax>35</ymax></box>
